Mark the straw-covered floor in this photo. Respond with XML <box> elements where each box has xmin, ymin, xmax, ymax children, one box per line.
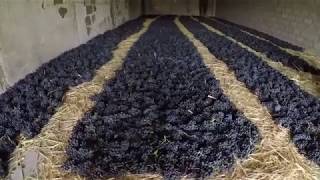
<box><xmin>0</xmin><ymin>16</ymin><xmax>146</xmax><ymax>178</ymax></box>
<box><xmin>193</xmin><ymin>17</ymin><xmax>320</xmax><ymax>98</ymax></box>
<box><xmin>64</xmin><ymin>16</ymin><xmax>259</xmax><ymax>179</ymax></box>
<box><xmin>6</xmin><ymin>18</ymin><xmax>155</xmax><ymax>180</ymax></box>
<box><xmin>214</xmin><ymin>17</ymin><xmax>320</xmax><ymax>71</ymax></box>
<box><xmin>176</xmin><ymin>17</ymin><xmax>320</xmax><ymax>180</ymax></box>
<box><xmin>179</xmin><ymin>16</ymin><xmax>319</xmax><ymax>179</ymax></box>
<box><xmin>1</xmin><ymin>15</ymin><xmax>320</xmax><ymax>180</ymax></box>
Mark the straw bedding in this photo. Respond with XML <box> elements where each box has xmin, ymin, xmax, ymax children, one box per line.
<box><xmin>214</xmin><ymin>17</ymin><xmax>304</xmax><ymax>52</ymax></box>
<box><xmin>191</xmin><ymin>17</ymin><xmax>320</xmax><ymax>99</ymax></box>
<box><xmin>176</xmin><ymin>17</ymin><xmax>320</xmax><ymax>180</ymax></box>
<box><xmin>6</xmin><ymin>18</ymin><xmax>156</xmax><ymax>180</ymax></box>
<box><xmin>180</xmin><ymin>16</ymin><xmax>320</xmax><ymax>168</ymax></box>
<box><xmin>1</xmin><ymin>15</ymin><xmax>320</xmax><ymax>180</ymax></box>
<box><xmin>196</xmin><ymin>17</ymin><xmax>320</xmax><ymax>75</ymax></box>
<box><xmin>64</xmin><ymin>16</ymin><xmax>260</xmax><ymax>179</ymax></box>
<box><xmin>214</xmin><ymin>17</ymin><xmax>320</xmax><ymax>73</ymax></box>
<box><xmin>0</xmin><ymin>18</ymin><xmax>145</xmax><ymax>177</ymax></box>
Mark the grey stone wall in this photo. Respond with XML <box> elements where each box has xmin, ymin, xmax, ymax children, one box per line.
<box><xmin>0</xmin><ymin>0</ymin><xmax>142</xmax><ymax>93</ymax></box>
<box><xmin>216</xmin><ymin>0</ymin><xmax>320</xmax><ymax>55</ymax></box>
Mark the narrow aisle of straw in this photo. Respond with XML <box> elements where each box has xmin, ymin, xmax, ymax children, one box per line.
<box><xmin>211</xmin><ymin>18</ymin><xmax>320</xmax><ymax>70</ymax></box>
<box><xmin>7</xmin><ymin>18</ymin><xmax>156</xmax><ymax>180</ymax></box>
<box><xmin>193</xmin><ymin>17</ymin><xmax>320</xmax><ymax>98</ymax></box>
<box><xmin>176</xmin><ymin>17</ymin><xmax>320</xmax><ymax>180</ymax></box>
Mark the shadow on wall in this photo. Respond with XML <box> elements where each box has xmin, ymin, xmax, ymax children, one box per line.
<box><xmin>144</xmin><ymin>0</ymin><xmax>216</xmax><ymax>16</ymax></box>
<box><xmin>0</xmin><ymin>66</ymin><xmax>7</xmax><ymax>92</ymax></box>
<box><xmin>199</xmin><ymin>0</ymin><xmax>208</xmax><ymax>16</ymax></box>
<box><xmin>83</xmin><ymin>0</ymin><xmax>97</xmax><ymax>35</ymax></box>
<box><xmin>53</xmin><ymin>0</ymin><xmax>97</xmax><ymax>35</ymax></box>
<box><xmin>0</xmin><ymin>49</ymin><xmax>7</xmax><ymax>92</ymax></box>
<box><xmin>52</xmin><ymin>0</ymin><xmax>131</xmax><ymax>35</ymax></box>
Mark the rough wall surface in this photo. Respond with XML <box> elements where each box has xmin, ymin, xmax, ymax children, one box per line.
<box><xmin>216</xmin><ymin>0</ymin><xmax>320</xmax><ymax>55</ymax></box>
<box><xmin>206</xmin><ymin>0</ymin><xmax>216</xmax><ymax>17</ymax></box>
<box><xmin>145</xmin><ymin>0</ymin><xmax>216</xmax><ymax>16</ymax></box>
<box><xmin>129</xmin><ymin>0</ymin><xmax>142</xmax><ymax>18</ymax></box>
<box><xmin>0</xmin><ymin>0</ymin><xmax>141</xmax><ymax>93</ymax></box>
<box><xmin>0</xmin><ymin>50</ymin><xmax>6</xmax><ymax>91</ymax></box>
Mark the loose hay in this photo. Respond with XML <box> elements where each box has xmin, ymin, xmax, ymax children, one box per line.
<box><xmin>0</xmin><ymin>17</ymin><xmax>145</xmax><ymax>177</ymax></box>
<box><xmin>176</xmin><ymin>17</ymin><xmax>320</xmax><ymax>180</ymax></box>
<box><xmin>212</xmin><ymin>17</ymin><xmax>320</xmax><ymax>71</ymax></box>
<box><xmin>283</xmin><ymin>49</ymin><xmax>320</xmax><ymax>72</ymax></box>
<box><xmin>206</xmin><ymin>17</ymin><xmax>320</xmax><ymax>76</ymax></box>
<box><xmin>213</xmin><ymin>17</ymin><xmax>304</xmax><ymax>52</ymax></box>
<box><xmin>7</xmin><ymin>18</ymin><xmax>156</xmax><ymax>180</ymax></box>
<box><xmin>193</xmin><ymin>17</ymin><xmax>320</xmax><ymax>98</ymax></box>
<box><xmin>4</xmin><ymin>15</ymin><xmax>320</xmax><ymax>180</ymax></box>
<box><xmin>65</xmin><ymin>16</ymin><xmax>259</xmax><ymax>179</ymax></box>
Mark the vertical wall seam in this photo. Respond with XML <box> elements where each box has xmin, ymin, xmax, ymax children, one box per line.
<box><xmin>0</xmin><ymin>0</ymin><xmax>10</xmax><ymax>92</ymax></box>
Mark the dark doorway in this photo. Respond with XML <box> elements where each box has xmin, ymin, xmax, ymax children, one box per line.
<box><xmin>199</xmin><ymin>0</ymin><xmax>208</xmax><ymax>16</ymax></box>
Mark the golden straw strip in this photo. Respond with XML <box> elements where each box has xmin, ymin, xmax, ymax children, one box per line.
<box><xmin>210</xmin><ymin>18</ymin><xmax>320</xmax><ymax>71</ymax></box>
<box><xmin>283</xmin><ymin>48</ymin><xmax>320</xmax><ymax>71</ymax></box>
<box><xmin>176</xmin><ymin>17</ymin><xmax>320</xmax><ymax>180</ymax></box>
<box><xmin>195</xmin><ymin>17</ymin><xmax>320</xmax><ymax>98</ymax></box>
<box><xmin>7</xmin><ymin>18</ymin><xmax>157</xmax><ymax>180</ymax></box>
